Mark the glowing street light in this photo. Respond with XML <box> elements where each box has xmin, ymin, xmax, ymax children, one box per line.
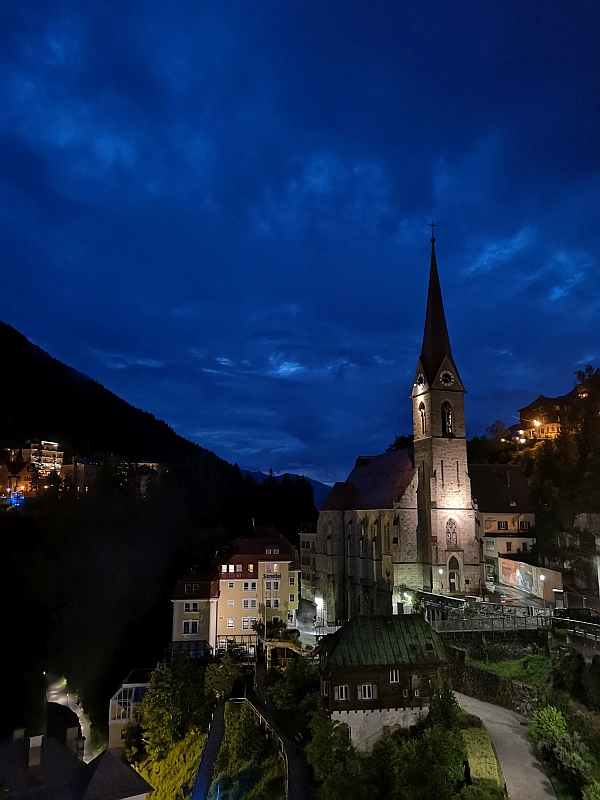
<box><xmin>540</xmin><ymin>574</ymin><xmax>546</xmax><ymax>613</ymax></box>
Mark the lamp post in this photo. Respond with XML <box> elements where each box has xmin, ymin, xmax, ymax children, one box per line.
<box><xmin>438</xmin><ymin>567</ymin><xmax>444</xmax><ymax>593</ymax></box>
<box><xmin>540</xmin><ymin>574</ymin><xmax>546</xmax><ymax>615</ymax></box>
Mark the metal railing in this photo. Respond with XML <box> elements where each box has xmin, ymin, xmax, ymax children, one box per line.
<box><xmin>551</xmin><ymin>617</ymin><xmax>600</xmax><ymax>641</ymax></box>
<box><xmin>430</xmin><ymin>616</ymin><xmax>550</xmax><ymax>633</ymax></box>
<box><xmin>230</xmin><ymin>697</ymin><xmax>289</xmax><ymax>798</ymax></box>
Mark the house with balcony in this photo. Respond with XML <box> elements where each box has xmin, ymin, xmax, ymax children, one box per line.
<box><xmin>216</xmin><ymin>530</ymin><xmax>300</xmax><ymax>653</ymax></box>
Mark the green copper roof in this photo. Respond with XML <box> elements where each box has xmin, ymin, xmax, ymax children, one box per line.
<box><xmin>318</xmin><ymin>614</ymin><xmax>445</xmax><ymax>668</ymax></box>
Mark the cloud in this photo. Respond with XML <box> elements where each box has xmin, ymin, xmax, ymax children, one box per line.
<box><xmin>91</xmin><ymin>350</ymin><xmax>167</xmax><ymax>370</ymax></box>
<box><xmin>466</xmin><ymin>228</ymin><xmax>535</xmax><ymax>275</ymax></box>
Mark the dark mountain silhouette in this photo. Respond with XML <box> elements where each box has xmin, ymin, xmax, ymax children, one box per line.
<box><xmin>242</xmin><ymin>469</ymin><xmax>332</xmax><ymax>509</ymax></box>
<box><xmin>0</xmin><ymin>320</ymin><xmax>226</xmax><ymax>467</ymax></box>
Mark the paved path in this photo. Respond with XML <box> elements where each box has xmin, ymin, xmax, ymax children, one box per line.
<box><xmin>455</xmin><ymin>693</ymin><xmax>556</xmax><ymax>800</ymax></box>
<box><xmin>191</xmin><ymin>699</ymin><xmax>225</xmax><ymax>800</ymax></box>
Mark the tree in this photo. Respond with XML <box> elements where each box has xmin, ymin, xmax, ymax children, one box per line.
<box><xmin>141</xmin><ymin>656</ymin><xmax>207</xmax><ymax>760</ymax></box>
<box><xmin>205</xmin><ymin>654</ymin><xmax>242</xmax><ymax>699</ymax></box>
<box><xmin>268</xmin><ymin>655</ymin><xmax>320</xmax><ymax>714</ymax></box>
<box><xmin>424</xmin><ymin>678</ymin><xmax>461</xmax><ymax>731</ymax></box>
<box><xmin>305</xmin><ymin>709</ymin><xmax>368</xmax><ymax>800</ymax></box>
<box><xmin>387</xmin><ymin>434</ymin><xmax>414</xmax><ymax>451</ymax></box>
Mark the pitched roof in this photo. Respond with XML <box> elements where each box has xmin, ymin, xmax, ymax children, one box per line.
<box><xmin>420</xmin><ymin>237</ymin><xmax>457</xmax><ymax>384</ymax></box>
<box><xmin>80</xmin><ymin>750</ymin><xmax>152</xmax><ymax>800</ymax></box>
<box><xmin>318</xmin><ymin>614</ymin><xmax>445</xmax><ymax>669</ymax></box>
<box><xmin>320</xmin><ymin>448</ymin><xmax>415</xmax><ymax>511</ymax></box>
<box><xmin>469</xmin><ymin>464</ymin><xmax>535</xmax><ymax>514</ymax></box>
<box><xmin>171</xmin><ymin>572</ymin><xmax>218</xmax><ymax>600</ymax></box>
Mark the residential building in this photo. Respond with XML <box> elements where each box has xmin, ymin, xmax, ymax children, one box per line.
<box><xmin>299</xmin><ymin>523</ymin><xmax>317</xmax><ymax>601</ymax></box>
<box><xmin>10</xmin><ymin>441</ymin><xmax>63</xmax><ymax>477</ymax></box>
<box><xmin>511</xmin><ymin>388</ymin><xmax>580</xmax><ymax>442</ymax></box>
<box><xmin>169</xmin><ymin>573</ymin><xmax>219</xmax><ymax>656</ymax></box>
<box><xmin>314</xmin><ymin>236</ymin><xmax>482</xmax><ymax>625</ymax></box>
<box><xmin>317</xmin><ymin>614</ymin><xmax>445</xmax><ymax>751</ymax></box>
<box><xmin>469</xmin><ymin>464</ymin><xmax>536</xmax><ymax>583</ymax></box>
<box><xmin>6</xmin><ymin>459</ymin><xmax>38</xmax><ymax>495</ymax></box>
<box><xmin>108</xmin><ymin>669</ymin><xmax>152</xmax><ymax>750</ymax></box>
<box><xmin>216</xmin><ymin>531</ymin><xmax>300</xmax><ymax>651</ymax></box>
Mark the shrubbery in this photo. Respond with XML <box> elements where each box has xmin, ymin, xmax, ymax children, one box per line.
<box><xmin>529</xmin><ymin>705</ymin><xmax>597</xmax><ymax>794</ymax></box>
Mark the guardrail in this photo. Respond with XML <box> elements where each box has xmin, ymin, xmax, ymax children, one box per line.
<box><xmin>551</xmin><ymin>617</ymin><xmax>600</xmax><ymax>641</ymax></box>
<box><xmin>230</xmin><ymin>697</ymin><xmax>289</xmax><ymax>798</ymax></box>
<box><xmin>430</xmin><ymin>616</ymin><xmax>550</xmax><ymax>633</ymax></box>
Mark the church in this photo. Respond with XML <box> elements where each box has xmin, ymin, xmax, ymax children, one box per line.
<box><xmin>313</xmin><ymin>234</ymin><xmax>483</xmax><ymax>626</ymax></box>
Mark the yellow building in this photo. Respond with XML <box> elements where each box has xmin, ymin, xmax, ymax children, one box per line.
<box><xmin>216</xmin><ymin>533</ymin><xmax>300</xmax><ymax>651</ymax></box>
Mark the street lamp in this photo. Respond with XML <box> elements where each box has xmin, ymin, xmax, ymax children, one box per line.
<box><xmin>438</xmin><ymin>567</ymin><xmax>444</xmax><ymax>593</ymax></box>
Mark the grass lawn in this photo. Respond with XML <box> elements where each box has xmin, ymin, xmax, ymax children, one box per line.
<box><xmin>462</xmin><ymin>727</ymin><xmax>504</xmax><ymax>791</ymax></box>
<box><xmin>139</xmin><ymin>730</ymin><xmax>205</xmax><ymax>800</ymax></box>
<box><xmin>471</xmin><ymin>654</ymin><xmax>552</xmax><ymax>686</ymax></box>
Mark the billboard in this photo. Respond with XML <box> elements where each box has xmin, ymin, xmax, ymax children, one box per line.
<box><xmin>498</xmin><ymin>558</ymin><xmax>562</xmax><ymax>601</ymax></box>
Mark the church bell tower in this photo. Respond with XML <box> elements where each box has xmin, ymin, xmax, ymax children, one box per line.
<box><xmin>410</xmin><ymin>232</ymin><xmax>481</xmax><ymax>593</ymax></box>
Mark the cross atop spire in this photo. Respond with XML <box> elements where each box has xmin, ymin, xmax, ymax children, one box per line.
<box><xmin>429</xmin><ymin>220</ymin><xmax>437</xmax><ymax>242</ymax></box>
<box><xmin>419</xmin><ymin>231</ymin><xmax>456</xmax><ymax>384</ymax></box>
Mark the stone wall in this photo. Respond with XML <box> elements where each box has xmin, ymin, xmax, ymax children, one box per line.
<box><xmin>445</xmin><ymin>645</ymin><xmax>542</xmax><ymax>718</ymax></box>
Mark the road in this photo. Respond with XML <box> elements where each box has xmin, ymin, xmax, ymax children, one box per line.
<box><xmin>45</xmin><ymin>673</ymin><xmax>93</xmax><ymax>762</ymax></box>
<box><xmin>456</xmin><ymin>693</ymin><xmax>557</xmax><ymax>800</ymax></box>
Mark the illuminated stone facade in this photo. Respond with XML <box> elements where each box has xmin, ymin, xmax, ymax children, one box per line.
<box><xmin>314</xmin><ymin>238</ymin><xmax>483</xmax><ymax>625</ymax></box>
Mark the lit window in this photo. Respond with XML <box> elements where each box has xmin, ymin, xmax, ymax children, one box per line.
<box><xmin>227</xmin><ymin>618</ymin><xmax>234</xmax><ymax>628</ymax></box>
<box><xmin>265</xmin><ymin>564</ymin><xmax>272</xmax><ymax>573</ymax></box>
<box><xmin>390</xmin><ymin>669</ymin><xmax>400</xmax><ymax>683</ymax></box>
<box><xmin>273</xmin><ymin>564</ymin><xmax>278</xmax><ymax>572</ymax></box>
<box><xmin>248</xmin><ymin>564</ymin><xmax>254</xmax><ymax>573</ymax></box>
<box><xmin>228</xmin><ymin>564</ymin><xmax>234</xmax><ymax>573</ymax></box>
<box><xmin>236</xmin><ymin>564</ymin><xmax>242</xmax><ymax>572</ymax></box>
<box><xmin>414</xmin><ymin>689</ymin><xmax>420</xmax><ymax>697</ymax></box>
<box><xmin>227</xmin><ymin>599</ymin><xmax>234</xmax><ymax>607</ymax></box>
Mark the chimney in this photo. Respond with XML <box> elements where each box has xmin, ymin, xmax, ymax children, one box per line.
<box><xmin>28</xmin><ymin>735</ymin><xmax>43</xmax><ymax>767</ymax></box>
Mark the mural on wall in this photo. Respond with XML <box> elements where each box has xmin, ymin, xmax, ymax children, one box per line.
<box><xmin>498</xmin><ymin>558</ymin><xmax>563</xmax><ymax>600</ymax></box>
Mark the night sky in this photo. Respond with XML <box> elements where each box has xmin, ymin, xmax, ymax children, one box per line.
<box><xmin>2</xmin><ymin>2</ymin><xmax>600</xmax><ymax>483</ymax></box>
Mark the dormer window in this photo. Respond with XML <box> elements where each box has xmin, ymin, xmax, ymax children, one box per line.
<box><xmin>266</xmin><ymin>548</ymin><xmax>272</xmax><ymax>554</ymax></box>
<box><xmin>184</xmin><ymin>583</ymin><xmax>191</xmax><ymax>593</ymax></box>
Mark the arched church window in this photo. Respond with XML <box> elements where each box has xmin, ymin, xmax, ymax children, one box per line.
<box><xmin>441</xmin><ymin>401</ymin><xmax>453</xmax><ymax>436</ymax></box>
<box><xmin>446</xmin><ymin>518</ymin><xmax>457</xmax><ymax>547</ymax></box>
<box><xmin>448</xmin><ymin>555</ymin><xmax>460</xmax><ymax>571</ymax></box>
<box><xmin>419</xmin><ymin>402</ymin><xmax>426</xmax><ymax>435</ymax></box>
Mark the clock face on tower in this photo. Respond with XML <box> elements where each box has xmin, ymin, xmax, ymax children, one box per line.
<box><xmin>439</xmin><ymin>370</ymin><xmax>455</xmax><ymax>387</ymax></box>
<box><xmin>416</xmin><ymin>372</ymin><xmax>425</xmax><ymax>387</ymax></box>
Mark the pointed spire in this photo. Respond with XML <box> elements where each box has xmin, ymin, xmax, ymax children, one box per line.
<box><xmin>420</xmin><ymin>230</ymin><xmax>454</xmax><ymax>383</ymax></box>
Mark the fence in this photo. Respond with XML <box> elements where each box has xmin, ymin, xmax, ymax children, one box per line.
<box><xmin>230</xmin><ymin>697</ymin><xmax>289</xmax><ymax>798</ymax></box>
<box><xmin>430</xmin><ymin>616</ymin><xmax>551</xmax><ymax>633</ymax></box>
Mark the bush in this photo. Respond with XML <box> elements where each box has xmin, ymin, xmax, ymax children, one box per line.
<box><xmin>528</xmin><ymin>705</ymin><xmax>567</xmax><ymax>746</ymax></box>
<box><xmin>583</xmin><ymin>781</ymin><xmax>600</xmax><ymax>800</ymax></box>
<box><xmin>138</xmin><ymin>730</ymin><xmax>205</xmax><ymax>800</ymax></box>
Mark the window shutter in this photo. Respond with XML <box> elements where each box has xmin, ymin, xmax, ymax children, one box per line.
<box><xmin>357</xmin><ymin>685</ymin><xmax>362</xmax><ymax>700</ymax></box>
<box><xmin>372</xmin><ymin>684</ymin><xmax>378</xmax><ymax>700</ymax></box>
<box><xmin>334</xmin><ymin>686</ymin><xmax>339</xmax><ymax>700</ymax></box>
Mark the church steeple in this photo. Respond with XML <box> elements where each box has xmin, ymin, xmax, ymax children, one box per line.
<box><xmin>420</xmin><ymin>234</ymin><xmax>455</xmax><ymax>385</ymax></box>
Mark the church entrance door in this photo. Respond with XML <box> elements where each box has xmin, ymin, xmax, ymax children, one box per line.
<box><xmin>448</xmin><ymin>556</ymin><xmax>460</xmax><ymax>593</ymax></box>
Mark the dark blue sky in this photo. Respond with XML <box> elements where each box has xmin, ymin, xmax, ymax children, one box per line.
<box><xmin>2</xmin><ymin>1</ymin><xmax>600</xmax><ymax>483</ymax></box>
